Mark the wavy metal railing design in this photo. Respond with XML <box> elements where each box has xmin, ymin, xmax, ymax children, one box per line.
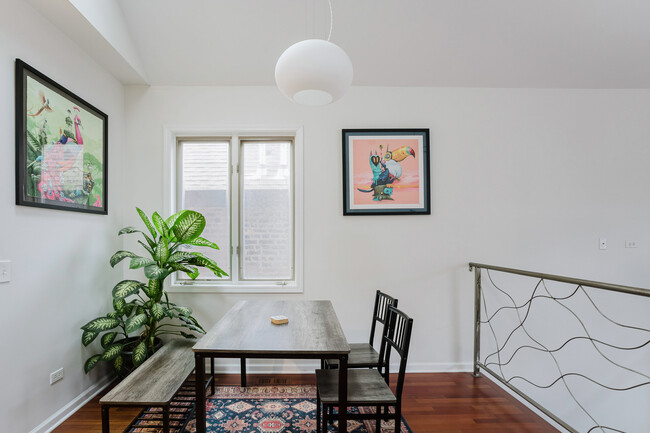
<box><xmin>469</xmin><ymin>263</ymin><xmax>650</xmax><ymax>433</ymax></box>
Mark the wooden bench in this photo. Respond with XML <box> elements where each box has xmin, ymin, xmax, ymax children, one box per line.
<box><xmin>99</xmin><ymin>339</ymin><xmax>211</xmax><ymax>433</ymax></box>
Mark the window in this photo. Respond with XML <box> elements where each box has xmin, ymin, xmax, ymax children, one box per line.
<box><xmin>164</xmin><ymin>126</ymin><xmax>303</xmax><ymax>293</ymax></box>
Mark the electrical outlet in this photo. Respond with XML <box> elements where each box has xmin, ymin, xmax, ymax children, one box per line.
<box><xmin>625</xmin><ymin>240</ymin><xmax>638</xmax><ymax>248</ymax></box>
<box><xmin>50</xmin><ymin>368</ymin><xmax>64</xmax><ymax>385</ymax></box>
<box><xmin>599</xmin><ymin>238</ymin><xmax>607</xmax><ymax>250</ymax></box>
<box><xmin>0</xmin><ymin>261</ymin><xmax>10</xmax><ymax>283</ymax></box>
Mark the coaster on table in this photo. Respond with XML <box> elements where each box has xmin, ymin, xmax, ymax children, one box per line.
<box><xmin>270</xmin><ymin>315</ymin><xmax>289</xmax><ymax>325</ymax></box>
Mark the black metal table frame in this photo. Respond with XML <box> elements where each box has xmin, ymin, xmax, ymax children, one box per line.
<box><xmin>194</xmin><ymin>352</ymin><xmax>349</xmax><ymax>433</ymax></box>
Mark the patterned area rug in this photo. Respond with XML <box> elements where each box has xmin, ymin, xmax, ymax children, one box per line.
<box><xmin>180</xmin><ymin>385</ymin><xmax>413</xmax><ymax>433</ymax></box>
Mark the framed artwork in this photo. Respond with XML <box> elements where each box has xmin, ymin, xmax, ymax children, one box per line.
<box><xmin>343</xmin><ymin>129</ymin><xmax>430</xmax><ymax>215</ymax></box>
<box><xmin>15</xmin><ymin>59</ymin><xmax>108</xmax><ymax>214</ymax></box>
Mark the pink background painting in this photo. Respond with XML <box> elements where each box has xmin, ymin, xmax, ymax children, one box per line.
<box><xmin>350</xmin><ymin>137</ymin><xmax>422</xmax><ymax>206</ymax></box>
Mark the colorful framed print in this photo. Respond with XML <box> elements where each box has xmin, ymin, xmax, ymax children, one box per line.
<box><xmin>343</xmin><ymin>129</ymin><xmax>430</xmax><ymax>215</ymax></box>
<box><xmin>15</xmin><ymin>59</ymin><xmax>108</xmax><ymax>214</ymax></box>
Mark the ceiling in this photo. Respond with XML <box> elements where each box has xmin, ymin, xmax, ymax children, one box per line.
<box><xmin>37</xmin><ymin>0</ymin><xmax>650</xmax><ymax>88</ymax></box>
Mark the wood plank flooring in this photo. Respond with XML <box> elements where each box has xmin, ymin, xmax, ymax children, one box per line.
<box><xmin>52</xmin><ymin>373</ymin><xmax>557</xmax><ymax>432</ymax></box>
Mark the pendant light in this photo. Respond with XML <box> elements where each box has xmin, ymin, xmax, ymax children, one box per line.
<box><xmin>275</xmin><ymin>0</ymin><xmax>353</xmax><ymax>106</ymax></box>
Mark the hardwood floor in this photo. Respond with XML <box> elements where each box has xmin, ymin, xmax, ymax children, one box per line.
<box><xmin>52</xmin><ymin>373</ymin><xmax>557</xmax><ymax>432</ymax></box>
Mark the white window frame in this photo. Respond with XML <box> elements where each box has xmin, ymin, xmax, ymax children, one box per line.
<box><xmin>163</xmin><ymin>125</ymin><xmax>304</xmax><ymax>294</ymax></box>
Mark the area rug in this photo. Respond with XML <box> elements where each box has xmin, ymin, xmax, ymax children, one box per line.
<box><xmin>133</xmin><ymin>385</ymin><xmax>412</xmax><ymax>433</ymax></box>
<box><xmin>184</xmin><ymin>385</ymin><xmax>412</xmax><ymax>433</ymax></box>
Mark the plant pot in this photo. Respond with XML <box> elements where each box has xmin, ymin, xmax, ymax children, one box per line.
<box><xmin>115</xmin><ymin>336</ymin><xmax>163</xmax><ymax>379</ymax></box>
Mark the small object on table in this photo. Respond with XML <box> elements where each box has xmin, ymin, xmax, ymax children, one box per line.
<box><xmin>270</xmin><ymin>315</ymin><xmax>289</xmax><ymax>325</ymax></box>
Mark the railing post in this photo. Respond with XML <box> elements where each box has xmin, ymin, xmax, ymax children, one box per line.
<box><xmin>472</xmin><ymin>265</ymin><xmax>482</xmax><ymax>378</ymax></box>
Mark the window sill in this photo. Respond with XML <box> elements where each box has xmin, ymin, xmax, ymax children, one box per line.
<box><xmin>166</xmin><ymin>282</ymin><xmax>303</xmax><ymax>294</ymax></box>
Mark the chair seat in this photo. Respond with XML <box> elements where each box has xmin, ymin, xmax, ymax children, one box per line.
<box><xmin>316</xmin><ymin>368</ymin><xmax>397</xmax><ymax>405</ymax></box>
<box><xmin>325</xmin><ymin>343</ymin><xmax>380</xmax><ymax>368</ymax></box>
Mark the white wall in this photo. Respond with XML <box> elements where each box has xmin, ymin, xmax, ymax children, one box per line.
<box><xmin>0</xmin><ymin>0</ymin><xmax>126</xmax><ymax>431</ymax></box>
<box><xmin>123</xmin><ymin>84</ymin><xmax>650</xmax><ymax>368</ymax></box>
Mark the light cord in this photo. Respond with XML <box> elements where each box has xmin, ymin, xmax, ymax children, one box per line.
<box><xmin>327</xmin><ymin>0</ymin><xmax>333</xmax><ymax>41</ymax></box>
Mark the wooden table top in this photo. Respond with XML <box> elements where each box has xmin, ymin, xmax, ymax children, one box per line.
<box><xmin>193</xmin><ymin>300</ymin><xmax>350</xmax><ymax>356</ymax></box>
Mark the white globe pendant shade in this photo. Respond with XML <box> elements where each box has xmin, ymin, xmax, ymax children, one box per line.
<box><xmin>275</xmin><ymin>39</ymin><xmax>353</xmax><ymax>106</ymax></box>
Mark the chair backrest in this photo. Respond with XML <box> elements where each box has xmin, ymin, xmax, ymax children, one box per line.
<box><xmin>369</xmin><ymin>290</ymin><xmax>398</xmax><ymax>347</ymax></box>
<box><xmin>377</xmin><ymin>306</ymin><xmax>413</xmax><ymax>402</ymax></box>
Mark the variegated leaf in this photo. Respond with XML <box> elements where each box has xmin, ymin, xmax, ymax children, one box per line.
<box><xmin>154</xmin><ymin>238</ymin><xmax>170</xmax><ymax>263</ymax></box>
<box><xmin>182</xmin><ymin>323</ymin><xmax>203</xmax><ymax>333</ymax></box>
<box><xmin>107</xmin><ymin>311</ymin><xmax>119</xmax><ymax>319</ymax></box>
<box><xmin>81</xmin><ymin>317</ymin><xmax>120</xmax><ymax>332</ymax></box>
<box><xmin>100</xmin><ymin>343</ymin><xmax>123</xmax><ymax>361</ymax></box>
<box><xmin>190</xmin><ymin>253</ymin><xmax>227</xmax><ymax>277</ymax></box>
<box><xmin>173</xmin><ymin>305</ymin><xmax>192</xmax><ymax>316</ymax></box>
<box><xmin>186</xmin><ymin>315</ymin><xmax>205</xmax><ymax>332</ymax></box>
<box><xmin>125</xmin><ymin>313</ymin><xmax>148</xmax><ymax>334</ymax></box>
<box><xmin>113</xmin><ymin>298</ymin><xmax>126</xmax><ymax>313</ymax></box>
<box><xmin>152</xmin><ymin>212</ymin><xmax>170</xmax><ymax>239</ymax></box>
<box><xmin>84</xmin><ymin>354</ymin><xmax>102</xmax><ymax>374</ymax></box>
<box><xmin>172</xmin><ymin>211</ymin><xmax>205</xmax><ymax>242</ymax></box>
<box><xmin>82</xmin><ymin>330</ymin><xmax>99</xmax><ymax>346</ymax></box>
<box><xmin>113</xmin><ymin>355</ymin><xmax>123</xmax><ymax>372</ymax></box>
<box><xmin>118</xmin><ymin>226</ymin><xmax>141</xmax><ymax>236</ymax></box>
<box><xmin>186</xmin><ymin>236</ymin><xmax>220</xmax><ymax>250</ymax></box>
<box><xmin>165</xmin><ymin>210</ymin><xmax>188</xmax><ymax>230</ymax></box>
<box><xmin>144</xmin><ymin>264</ymin><xmax>170</xmax><ymax>280</ymax></box>
<box><xmin>151</xmin><ymin>303</ymin><xmax>165</xmax><ymax>321</ymax></box>
<box><xmin>136</xmin><ymin>207</ymin><xmax>158</xmax><ymax>238</ymax></box>
<box><xmin>110</xmin><ymin>250</ymin><xmax>137</xmax><ymax>267</ymax></box>
<box><xmin>179</xmin><ymin>316</ymin><xmax>206</xmax><ymax>334</ymax></box>
<box><xmin>101</xmin><ymin>332</ymin><xmax>117</xmax><ymax>348</ymax></box>
<box><xmin>129</xmin><ymin>257</ymin><xmax>156</xmax><ymax>269</ymax></box>
<box><xmin>167</xmin><ymin>251</ymin><xmax>195</xmax><ymax>263</ymax></box>
<box><xmin>179</xmin><ymin>331</ymin><xmax>197</xmax><ymax>339</ymax></box>
<box><xmin>112</xmin><ymin>280</ymin><xmax>144</xmax><ymax>299</ymax></box>
<box><xmin>143</xmin><ymin>279</ymin><xmax>161</xmax><ymax>299</ymax></box>
<box><xmin>138</xmin><ymin>240</ymin><xmax>155</xmax><ymax>256</ymax></box>
<box><xmin>132</xmin><ymin>341</ymin><xmax>148</xmax><ymax>367</ymax></box>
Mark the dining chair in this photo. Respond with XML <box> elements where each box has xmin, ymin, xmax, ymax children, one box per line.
<box><xmin>324</xmin><ymin>290</ymin><xmax>398</xmax><ymax>373</ymax></box>
<box><xmin>316</xmin><ymin>306</ymin><xmax>413</xmax><ymax>433</ymax></box>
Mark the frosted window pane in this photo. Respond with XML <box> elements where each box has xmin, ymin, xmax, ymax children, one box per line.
<box><xmin>241</xmin><ymin>141</ymin><xmax>293</xmax><ymax>280</ymax></box>
<box><xmin>179</xmin><ymin>141</ymin><xmax>230</xmax><ymax>279</ymax></box>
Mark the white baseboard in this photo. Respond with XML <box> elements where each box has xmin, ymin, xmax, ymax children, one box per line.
<box><xmin>29</xmin><ymin>374</ymin><xmax>113</xmax><ymax>433</ymax></box>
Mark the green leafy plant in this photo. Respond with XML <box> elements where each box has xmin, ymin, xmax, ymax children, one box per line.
<box><xmin>81</xmin><ymin>208</ymin><xmax>227</xmax><ymax>374</ymax></box>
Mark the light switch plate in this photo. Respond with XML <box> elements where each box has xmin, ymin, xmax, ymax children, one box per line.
<box><xmin>0</xmin><ymin>261</ymin><xmax>10</xmax><ymax>283</ymax></box>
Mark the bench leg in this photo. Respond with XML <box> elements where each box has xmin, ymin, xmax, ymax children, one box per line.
<box><xmin>101</xmin><ymin>405</ymin><xmax>110</xmax><ymax>433</ymax></box>
<box><xmin>240</xmin><ymin>357</ymin><xmax>247</xmax><ymax>387</ymax></box>
<box><xmin>163</xmin><ymin>405</ymin><xmax>170</xmax><ymax>433</ymax></box>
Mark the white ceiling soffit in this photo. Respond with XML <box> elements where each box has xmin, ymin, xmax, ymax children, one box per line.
<box><xmin>26</xmin><ymin>0</ymin><xmax>650</xmax><ymax>89</ymax></box>
<box><xmin>27</xmin><ymin>0</ymin><xmax>148</xmax><ymax>85</ymax></box>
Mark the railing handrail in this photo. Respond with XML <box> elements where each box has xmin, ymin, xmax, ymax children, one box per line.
<box><xmin>469</xmin><ymin>262</ymin><xmax>650</xmax><ymax>297</ymax></box>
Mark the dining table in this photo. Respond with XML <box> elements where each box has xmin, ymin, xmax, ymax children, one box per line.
<box><xmin>193</xmin><ymin>300</ymin><xmax>351</xmax><ymax>433</ymax></box>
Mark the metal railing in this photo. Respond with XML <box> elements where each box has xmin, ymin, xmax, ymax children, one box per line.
<box><xmin>469</xmin><ymin>262</ymin><xmax>650</xmax><ymax>433</ymax></box>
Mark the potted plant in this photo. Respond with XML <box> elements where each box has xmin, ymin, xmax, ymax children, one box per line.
<box><xmin>81</xmin><ymin>208</ymin><xmax>227</xmax><ymax>376</ymax></box>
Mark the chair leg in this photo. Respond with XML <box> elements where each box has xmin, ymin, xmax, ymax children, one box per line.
<box><xmin>375</xmin><ymin>405</ymin><xmax>381</xmax><ymax>432</ymax></box>
<box><xmin>316</xmin><ymin>393</ymin><xmax>321</xmax><ymax>433</ymax></box>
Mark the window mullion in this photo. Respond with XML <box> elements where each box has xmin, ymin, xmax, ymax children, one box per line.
<box><xmin>230</xmin><ymin>135</ymin><xmax>240</xmax><ymax>284</ymax></box>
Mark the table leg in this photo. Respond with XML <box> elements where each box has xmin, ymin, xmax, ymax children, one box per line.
<box><xmin>101</xmin><ymin>405</ymin><xmax>110</xmax><ymax>433</ymax></box>
<box><xmin>195</xmin><ymin>353</ymin><xmax>206</xmax><ymax>433</ymax></box>
<box><xmin>210</xmin><ymin>357</ymin><xmax>215</xmax><ymax>395</ymax></box>
<box><xmin>337</xmin><ymin>354</ymin><xmax>348</xmax><ymax>433</ymax></box>
<box><xmin>240</xmin><ymin>357</ymin><xmax>247</xmax><ymax>387</ymax></box>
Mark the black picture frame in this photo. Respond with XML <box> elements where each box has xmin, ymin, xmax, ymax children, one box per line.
<box><xmin>343</xmin><ymin>128</ymin><xmax>430</xmax><ymax>215</ymax></box>
<box><xmin>15</xmin><ymin>59</ymin><xmax>108</xmax><ymax>215</ymax></box>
